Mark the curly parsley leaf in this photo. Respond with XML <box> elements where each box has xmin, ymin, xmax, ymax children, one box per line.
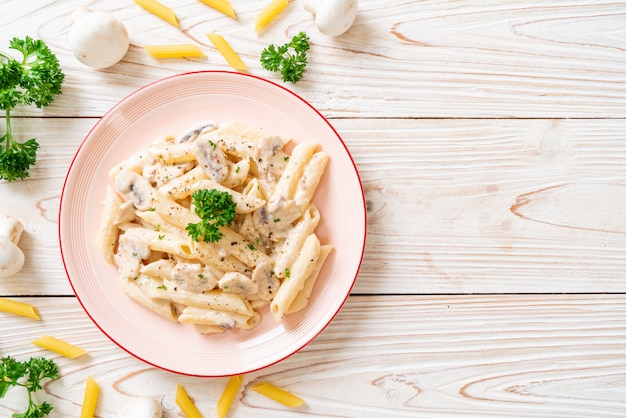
<box><xmin>186</xmin><ymin>188</ymin><xmax>237</xmax><ymax>243</ymax></box>
<box><xmin>0</xmin><ymin>356</ymin><xmax>59</xmax><ymax>418</ymax></box>
<box><xmin>260</xmin><ymin>32</ymin><xmax>310</xmax><ymax>83</ymax></box>
<box><xmin>0</xmin><ymin>36</ymin><xmax>65</xmax><ymax>181</ymax></box>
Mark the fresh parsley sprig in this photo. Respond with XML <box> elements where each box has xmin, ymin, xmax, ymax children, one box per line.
<box><xmin>186</xmin><ymin>188</ymin><xmax>237</xmax><ymax>243</ymax></box>
<box><xmin>0</xmin><ymin>36</ymin><xmax>65</xmax><ymax>181</ymax></box>
<box><xmin>260</xmin><ymin>31</ymin><xmax>310</xmax><ymax>83</ymax></box>
<box><xmin>0</xmin><ymin>355</ymin><xmax>59</xmax><ymax>418</ymax></box>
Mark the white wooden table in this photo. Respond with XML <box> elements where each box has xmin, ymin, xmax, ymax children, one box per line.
<box><xmin>2</xmin><ymin>1</ymin><xmax>626</xmax><ymax>416</ymax></box>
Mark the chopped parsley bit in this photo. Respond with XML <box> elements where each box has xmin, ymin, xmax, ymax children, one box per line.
<box><xmin>150</xmin><ymin>207</ymin><xmax>156</xmax><ymax>212</ymax></box>
<box><xmin>235</xmin><ymin>166</ymin><xmax>241</xmax><ymax>173</ymax></box>
<box><xmin>155</xmin><ymin>224</ymin><xmax>161</xmax><ymax>231</ymax></box>
<box><xmin>132</xmin><ymin>252</ymin><xmax>138</xmax><ymax>257</ymax></box>
<box><xmin>247</xmin><ymin>243</ymin><xmax>256</xmax><ymax>251</ymax></box>
<box><xmin>273</xmin><ymin>218</ymin><xmax>281</xmax><ymax>222</ymax></box>
<box><xmin>285</xmin><ymin>269</ymin><xmax>291</xmax><ymax>278</ymax></box>
<box><xmin>133</xmin><ymin>277</ymin><xmax>138</xmax><ymax>281</ymax></box>
<box><xmin>209</xmin><ymin>140</ymin><xmax>217</xmax><ymax>149</ymax></box>
<box><xmin>270</xmin><ymin>270</ymin><xmax>275</xmax><ymax>276</ymax></box>
<box><xmin>157</xmin><ymin>285</ymin><xmax>167</xmax><ymax>290</ymax></box>
<box><xmin>158</xmin><ymin>234</ymin><xmax>165</xmax><ymax>240</ymax></box>
<box><xmin>198</xmin><ymin>274</ymin><xmax>204</xmax><ymax>279</ymax></box>
<box><xmin>284</xmin><ymin>156</ymin><xmax>289</xmax><ymax>162</ymax></box>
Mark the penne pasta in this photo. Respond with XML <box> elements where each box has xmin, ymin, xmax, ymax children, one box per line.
<box><xmin>207</xmin><ymin>33</ymin><xmax>248</xmax><ymax>72</ymax></box>
<box><xmin>96</xmin><ymin>186</ymin><xmax>123</xmax><ymax>264</ymax></box>
<box><xmin>217</xmin><ymin>375</ymin><xmax>243</xmax><ymax>418</ymax></box>
<box><xmin>251</xmin><ymin>382</ymin><xmax>305</xmax><ymax>407</ymax></box>
<box><xmin>198</xmin><ymin>0</ymin><xmax>237</xmax><ymax>19</ymax></box>
<box><xmin>0</xmin><ymin>297</ymin><xmax>40</xmax><ymax>320</ymax></box>
<box><xmin>176</xmin><ymin>384</ymin><xmax>203</xmax><ymax>418</ymax></box>
<box><xmin>270</xmin><ymin>234</ymin><xmax>320</xmax><ymax>321</ymax></box>
<box><xmin>255</xmin><ymin>0</ymin><xmax>288</xmax><ymax>33</ymax></box>
<box><xmin>134</xmin><ymin>0</ymin><xmax>179</xmax><ymax>27</ymax></box>
<box><xmin>98</xmin><ymin>121</ymin><xmax>332</xmax><ymax>334</ymax></box>
<box><xmin>144</xmin><ymin>44</ymin><xmax>206</xmax><ymax>59</ymax></box>
<box><xmin>80</xmin><ymin>376</ymin><xmax>99</xmax><ymax>418</ymax></box>
<box><xmin>32</xmin><ymin>335</ymin><xmax>88</xmax><ymax>359</ymax></box>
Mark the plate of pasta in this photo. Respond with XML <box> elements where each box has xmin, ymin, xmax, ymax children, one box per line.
<box><xmin>59</xmin><ymin>71</ymin><xmax>366</xmax><ymax>377</ymax></box>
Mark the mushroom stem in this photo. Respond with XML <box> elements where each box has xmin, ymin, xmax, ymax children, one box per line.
<box><xmin>0</xmin><ymin>214</ymin><xmax>23</xmax><ymax>245</ymax></box>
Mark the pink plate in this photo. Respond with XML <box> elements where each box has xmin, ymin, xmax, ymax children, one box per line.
<box><xmin>59</xmin><ymin>71</ymin><xmax>366</xmax><ymax>377</ymax></box>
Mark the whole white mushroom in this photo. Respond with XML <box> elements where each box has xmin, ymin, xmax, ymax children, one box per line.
<box><xmin>118</xmin><ymin>397</ymin><xmax>162</xmax><ymax>418</ymax></box>
<box><xmin>68</xmin><ymin>7</ymin><xmax>130</xmax><ymax>69</ymax></box>
<box><xmin>0</xmin><ymin>214</ymin><xmax>25</xmax><ymax>278</ymax></box>
<box><xmin>304</xmin><ymin>0</ymin><xmax>358</xmax><ymax>37</ymax></box>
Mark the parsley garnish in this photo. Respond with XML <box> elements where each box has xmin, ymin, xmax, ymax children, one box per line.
<box><xmin>0</xmin><ymin>37</ymin><xmax>65</xmax><ymax>181</ymax></box>
<box><xmin>260</xmin><ymin>32</ymin><xmax>310</xmax><ymax>83</ymax></box>
<box><xmin>186</xmin><ymin>189</ymin><xmax>237</xmax><ymax>243</ymax></box>
<box><xmin>0</xmin><ymin>355</ymin><xmax>59</xmax><ymax>417</ymax></box>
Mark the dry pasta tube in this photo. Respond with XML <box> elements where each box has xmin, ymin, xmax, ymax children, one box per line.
<box><xmin>199</xmin><ymin>0</ymin><xmax>237</xmax><ymax>19</ymax></box>
<box><xmin>134</xmin><ymin>0</ymin><xmax>179</xmax><ymax>27</ymax></box>
<box><xmin>32</xmin><ymin>336</ymin><xmax>88</xmax><ymax>359</ymax></box>
<box><xmin>251</xmin><ymin>382</ymin><xmax>305</xmax><ymax>407</ymax></box>
<box><xmin>255</xmin><ymin>0</ymin><xmax>288</xmax><ymax>32</ymax></box>
<box><xmin>0</xmin><ymin>297</ymin><xmax>40</xmax><ymax>320</ymax></box>
<box><xmin>80</xmin><ymin>376</ymin><xmax>99</xmax><ymax>418</ymax></box>
<box><xmin>144</xmin><ymin>44</ymin><xmax>206</xmax><ymax>59</ymax></box>
<box><xmin>176</xmin><ymin>384</ymin><xmax>203</xmax><ymax>418</ymax></box>
<box><xmin>207</xmin><ymin>33</ymin><xmax>248</xmax><ymax>72</ymax></box>
<box><xmin>217</xmin><ymin>375</ymin><xmax>243</xmax><ymax>418</ymax></box>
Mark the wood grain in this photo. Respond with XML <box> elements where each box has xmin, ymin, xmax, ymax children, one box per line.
<box><xmin>2</xmin><ymin>118</ymin><xmax>625</xmax><ymax>295</ymax></box>
<box><xmin>0</xmin><ymin>0</ymin><xmax>625</xmax><ymax>118</ymax></box>
<box><xmin>1</xmin><ymin>295</ymin><xmax>625</xmax><ymax>417</ymax></box>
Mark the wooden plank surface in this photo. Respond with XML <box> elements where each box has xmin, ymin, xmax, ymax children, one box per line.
<box><xmin>1</xmin><ymin>0</ymin><xmax>625</xmax><ymax>416</ymax></box>
<box><xmin>0</xmin><ymin>0</ymin><xmax>625</xmax><ymax>118</ymax></box>
<box><xmin>1</xmin><ymin>118</ymin><xmax>625</xmax><ymax>295</ymax></box>
<box><xmin>1</xmin><ymin>295</ymin><xmax>625</xmax><ymax>418</ymax></box>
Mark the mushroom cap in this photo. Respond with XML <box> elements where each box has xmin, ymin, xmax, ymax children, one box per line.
<box><xmin>68</xmin><ymin>10</ymin><xmax>130</xmax><ymax>69</ymax></box>
<box><xmin>118</xmin><ymin>397</ymin><xmax>162</xmax><ymax>418</ymax></box>
<box><xmin>315</xmin><ymin>0</ymin><xmax>358</xmax><ymax>37</ymax></box>
<box><xmin>0</xmin><ymin>239</ymin><xmax>25</xmax><ymax>278</ymax></box>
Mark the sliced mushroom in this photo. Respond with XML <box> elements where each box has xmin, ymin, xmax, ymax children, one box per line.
<box><xmin>175</xmin><ymin>121</ymin><xmax>217</xmax><ymax>143</ymax></box>
<box><xmin>218</xmin><ymin>272</ymin><xmax>259</xmax><ymax>295</ymax></box>
<box><xmin>114</xmin><ymin>234</ymin><xmax>151</xmax><ymax>279</ymax></box>
<box><xmin>170</xmin><ymin>262</ymin><xmax>218</xmax><ymax>293</ymax></box>
<box><xmin>194</xmin><ymin>140</ymin><xmax>229</xmax><ymax>183</ymax></box>
<box><xmin>115</xmin><ymin>169</ymin><xmax>155</xmax><ymax>211</ymax></box>
<box><xmin>252</xmin><ymin>261</ymin><xmax>280</xmax><ymax>301</ymax></box>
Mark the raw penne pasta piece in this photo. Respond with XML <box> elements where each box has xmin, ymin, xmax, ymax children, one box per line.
<box><xmin>144</xmin><ymin>44</ymin><xmax>206</xmax><ymax>59</ymax></box>
<box><xmin>80</xmin><ymin>376</ymin><xmax>99</xmax><ymax>418</ymax></box>
<box><xmin>251</xmin><ymin>382</ymin><xmax>305</xmax><ymax>407</ymax></box>
<box><xmin>176</xmin><ymin>384</ymin><xmax>203</xmax><ymax>418</ymax></box>
<box><xmin>32</xmin><ymin>336</ymin><xmax>88</xmax><ymax>359</ymax></box>
<box><xmin>0</xmin><ymin>297</ymin><xmax>40</xmax><ymax>320</ymax></box>
<box><xmin>199</xmin><ymin>0</ymin><xmax>237</xmax><ymax>19</ymax></box>
<box><xmin>217</xmin><ymin>375</ymin><xmax>243</xmax><ymax>418</ymax></box>
<box><xmin>134</xmin><ymin>0</ymin><xmax>179</xmax><ymax>27</ymax></box>
<box><xmin>255</xmin><ymin>0</ymin><xmax>288</xmax><ymax>32</ymax></box>
<box><xmin>96</xmin><ymin>185</ymin><xmax>123</xmax><ymax>264</ymax></box>
<box><xmin>207</xmin><ymin>33</ymin><xmax>248</xmax><ymax>72</ymax></box>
